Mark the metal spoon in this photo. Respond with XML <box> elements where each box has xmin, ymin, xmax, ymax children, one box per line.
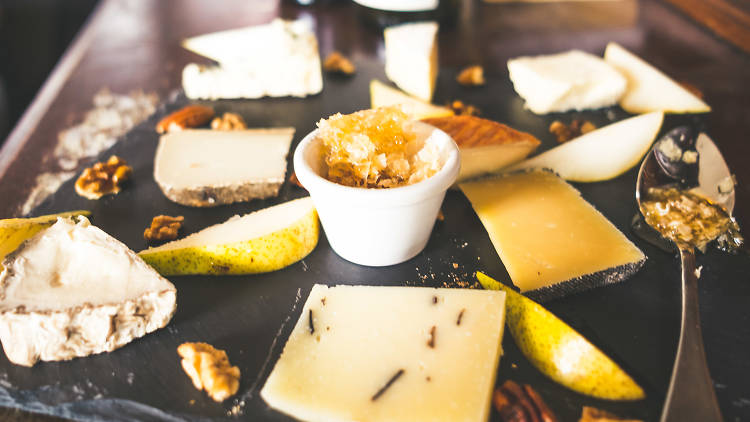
<box><xmin>636</xmin><ymin>127</ymin><xmax>733</xmax><ymax>422</ymax></box>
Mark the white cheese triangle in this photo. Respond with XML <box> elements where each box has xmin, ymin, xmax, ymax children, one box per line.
<box><xmin>0</xmin><ymin>217</ymin><xmax>176</xmax><ymax>366</ymax></box>
<box><xmin>384</xmin><ymin>22</ymin><xmax>439</xmax><ymax>102</ymax></box>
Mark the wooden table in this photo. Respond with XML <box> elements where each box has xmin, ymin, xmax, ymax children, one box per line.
<box><xmin>0</xmin><ymin>0</ymin><xmax>748</xmax><ymax>421</ymax></box>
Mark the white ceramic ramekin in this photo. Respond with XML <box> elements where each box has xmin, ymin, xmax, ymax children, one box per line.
<box><xmin>293</xmin><ymin>121</ymin><xmax>460</xmax><ymax>267</ymax></box>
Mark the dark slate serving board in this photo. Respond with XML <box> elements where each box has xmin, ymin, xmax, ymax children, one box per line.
<box><xmin>2</xmin><ymin>58</ymin><xmax>749</xmax><ymax>422</ymax></box>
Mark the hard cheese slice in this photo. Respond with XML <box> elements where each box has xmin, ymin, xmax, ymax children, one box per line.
<box><xmin>384</xmin><ymin>22</ymin><xmax>439</xmax><ymax>102</ymax></box>
<box><xmin>460</xmin><ymin>171</ymin><xmax>645</xmax><ymax>301</ymax></box>
<box><xmin>261</xmin><ymin>284</ymin><xmax>506</xmax><ymax>422</ymax></box>
<box><xmin>154</xmin><ymin>128</ymin><xmax>294</xmax><ymax>207</ymax></box>
<box><xmin>370</xmin><ymin>79</ymin><xmax>453</xmax><ymax>120</ymax></box>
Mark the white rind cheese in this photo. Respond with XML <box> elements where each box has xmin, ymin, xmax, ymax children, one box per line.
<box><xmin>0</xmin><ymin>217</ymin><xmax>176</xmax><ymax>366</ymax></box>
<box><xmin>261</xmin><ymin>284</ymin><xmax>506</xmax><ymax>422</ymax></box>
<box><xmin>154</xmin><ymin>128</ymin><xmax>295</xmax><ymax>207</ymax></box>
<box><xmin>182</xmin><ymin>19</ymin><xmax>323</xmax><ymax>99</ymax></box>
<box><xmin>384</xmin><ymin>22</ymin><xmax>439</xmax><ymax>102</ymax></box>
<box><xmin>507</xmin><ymin>50</ymin><xmax>627</xmax><ymax>114</ymax></box>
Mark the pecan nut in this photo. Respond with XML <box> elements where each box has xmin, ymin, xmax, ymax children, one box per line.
<box><xmin>156</xmin><ymin>104</ymin><xmax>214</xmax><ymax>134</ymax></box>
<box><xmin>493</xmin><ymin>380</ymin><xmax>559</xmax><ymax>422</ymax></box>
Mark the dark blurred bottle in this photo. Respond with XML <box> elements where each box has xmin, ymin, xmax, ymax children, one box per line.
<box><xmin>353</xmin><ymin>0</ymin><xmax>459</xmax><ymax>28</ymax></box>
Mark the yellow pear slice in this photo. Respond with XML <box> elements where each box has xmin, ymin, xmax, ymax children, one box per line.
<box><xmin>476</xmin><ymin>272</ymin><xmax>645</xmax><ymax>401</ymax></box>
<box><xmin>506</xmin><ymin>111</ymin><xmax>663</xmax><ymax>182</ymax></box>
<box><xmin>604</xmin><ymin>42</ymin><xmax>710</xmax><ymax>114</ymax></box>
<box><xmin>370</xmin><ymin>79</ymin><xmax>453</xmax><ymax>120</ymax></box>
<box><xmin>0</xmin><ymin>211</ymin><xmax>91</xmax><ymax>268</ymax></box>
<box><xmin>138</xmin><ymin>197</ymin><xmax>318</xmax><ymax>276</ymax></box>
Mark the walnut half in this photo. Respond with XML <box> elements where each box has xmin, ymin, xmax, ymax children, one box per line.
<box><xmin>144</xmin><ymin>215</ymin><xmax>184</xmax><ymax>242</ymax></box>
<box><xmin>211</xmin><ymin>112</ymin><xmax>247</xmax><ymax>130</ymax></box>
<box><xmin>177</xmin><ymin>342</ymin><xmax>240</xmax><ymax>402</ymax></box>
<box><xmin>74</xmin><ymin>155</ymin><xmax>132</xmax><ymax>200</ymax></box>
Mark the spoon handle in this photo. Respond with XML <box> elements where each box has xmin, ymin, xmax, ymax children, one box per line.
<box><xmin>660</xmin><ymin>248</ymin><xmax>723</xmax><ymax>422</ymax></box>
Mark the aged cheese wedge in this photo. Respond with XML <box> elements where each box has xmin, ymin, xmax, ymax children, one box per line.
<box><xmin>460</xmin><ymin>171</ymin><xmax>645</xmax><ymax>301</ymax></box>
<box><xmin>261</xmin><ymin>284</ymin><xmax>506</xmax><ymax>422</ymax></box>
<box><xmin>604</xmin><ymin>42</ymin><xmax>710</xmax><ymax>114</ymax></box>
<box><xmin>370</xmin><ymin>79</ymin><xmax>453</xmax><ymax>120</ymax></box>
<box><xmin>507</xmin><ymin>50</ymin><xmax>626</xmax><ymax>114</ymax></box>
<box><xmin>421</xmin><ymin>115</ymin><xmax>541</xmax><ymax>182</ymax></box>
<box><xmin>138</xmin><ymin>197</ymin><xmax>318</xmax><ymax>276</ymax></box>
<box><xmin>181</xmin><ymin>19</ymin><xmax>323</xmax><ymax>99</ymax></box>
<box><xmin>0</xmin><ymin>217</ymin><xmax>176</xmax><ymax>366</ymax></box>
<box><xmin>154</xmin><ymin>128</ymin><xmax>294</xmax><ymax>207</ymax></box>
<box><xmin>384</xmin><ymin>22</ymin><xmax>439</xmax><ymax>102</ymax></box>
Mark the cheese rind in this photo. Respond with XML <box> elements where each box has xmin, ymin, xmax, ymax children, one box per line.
<box><xmin>604</xmin><ymin>42</ymin><xmax>710</xmax><ymax>114</ymax></box>
<box><xmin>384</xmin><ymin>22</ymin><xmax>439</xmax><ymax>102</ymax></box>
<box><xmin>507</xmin><ymin>50</ymin><xmax>626</xmax><ymax>114</ymax></box>
<box><xmin>261</xmin><ymin>284</ymin><xmax>506</xmax><ymax>422</ymax></box>
<box><xmin>154</xmin><ymin>128</ymin><xmax>294</xmax><ymax>207</ymax></box>
<box><xmin>0</xmin><ymin>217</ymin><xmax>176</xmax><ymax>366</ymax></box>
<box><xmin>460</xmin><ymin>171</ymin><xmax>645</xmax><ymax>301</ymax></box>
<box><xmin>181</xmin><ymin>19</ymin><xmax>323</xmax><ymax>99</ymax></box>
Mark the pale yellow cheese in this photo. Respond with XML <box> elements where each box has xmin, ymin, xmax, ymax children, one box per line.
<box><xmin>261</xmin><ymin>284</ymin><xmax>506</xmax><ymax>422</ymax></box>
<box><xmin>460</xmin><ymin>171</ymin><xmax>644</xmax><ymax>297</ymax></box>
<box><xmin>370</xmin><ymin>79</ymin><xmax>453</xmax><ymax>120</ymax></box>
<box><xmin>384</xmin><ymin>22</ymin><xmax>439</xmax><ymax>102</ymax></box>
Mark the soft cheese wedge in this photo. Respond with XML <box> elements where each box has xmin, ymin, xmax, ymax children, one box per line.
<box><xmin>154</xmin><ymin>128</ymin><xmax>294</xmax><ymax>207</ymax></box>
<box><xmin>0</xmin><ymin>217</ymin><xmax>176</xmax><ymax>366</ymax></box>
<box><xmin>384</xmin><ymin>22</ymin><xmax>439</xmax><ymax>102</ymax></box>
<box><xmin>507</xmin><ymin>112</ymin><xmax>663</xmax><ymax>182</ymax></box>
<box><xmin>138</xmin><ymin>197</ymin><xmax>318</xmax><ymax>276</ymax></box>
<box><xmin>370</xmin><ymin>79</ymin><xmax>453</xmax><ymax>120</ymax></box>
<box><xmin>261</xmin><ymin>284</ymin><xmax>506</xmax><ymax>422</ymax></box>
<box><xmin>421</xmin><ymin>115</ymin><xmax>541</xmax><ymax>182</ymax></box>
<box><xmin>477</xmin><ymin>272</ymin><xmax>645</xmax><ymax>401</ymax></box>
<box><xmin>181</xmin><ymin>19</ymin><xmax>323</xmax><ymax>99</ymax></box>
<box><xmin>460</xmin><ymin>171</ymin><xmax>645</xmax><ymax>301</ymax></box>
<box><xmin>507</xmin><ymin>50</ymin><xmax>627</xmax><ymax>114</ymax></box>
<box><xmin>604</xmin><ymin>42</ymin><xmax>710</xmax><ymax>114</ymax></box>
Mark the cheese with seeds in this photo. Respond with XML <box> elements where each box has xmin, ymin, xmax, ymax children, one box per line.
<box><xmin>261</xmin><ymin>284</ymin><xmax>506</xmax><ymax>422</ymax></box>
<box><xmin>460</xmin><ymin>171</ymin><xmax>645</xmax><ymax>301</ymax></box>
<box><xmin>384</xmin><ymin>22</ymin><xmax>439</xmax><ymax>102</ymax></box>
<box><xmin>0</xmin><ymin>217</ymin><xmax>176</xmax><ymax>366</ymax></box>
<box><xmin>154</xmin><ymin>128</ymin><xmax>294</xmax><ymax>207</ymax></box>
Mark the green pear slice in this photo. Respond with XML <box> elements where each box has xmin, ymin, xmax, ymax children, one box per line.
<box><xmin>138</xmin><ymin>197</ymin><xmax>318</xmax><ymax>276</ymax></box>
<box><xmin>604</xmin><ymin>42</ymin><xmax>710</xmax><ymax>114</ymax></box>
<box><xmin>370</xmin><ymin>79</ymin><xmax>453</xmax><ymax>120</ymax></box>
<box><xmin>476</xmin><ymin>272</ymin><xmax>645</xmax><ymax>401</ymax></box>
<box><xmin>0</xmin><ymin>211</ymin><xmax>91</xmax><ymax>266</ymax></box>
<box><xmin>506</xmin><ymin>111</ymin><xmax>663</xmax><ymax>182</ymax></box>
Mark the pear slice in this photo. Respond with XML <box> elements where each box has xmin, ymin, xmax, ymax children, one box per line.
<box><xmin>506</xmin><ymin>111</ymin><xmax>663</xmax><ymax>182</ymax></box>
<box><xmin>138</xmin><ymin>197</ymin><xmax>318</xmax><ymax>276</ymax></box>
<box><xmin>0</xmin><ymin>211</ymin><xmax>91</xmax><ymax>267</ymax></box>
<box><xmin>476</xmin><ymin>272</ymin><xmax>645</xmax><ymax>401</ymax></box>
<box><xmin>370</xmin><ymin>79</ymin><xmax>453</xmax><ymax>120</ymax></box>
<box><xmin>604</xmin><ymin>42</ymin><xmax>710</xmax><ymax>114</ymax></box>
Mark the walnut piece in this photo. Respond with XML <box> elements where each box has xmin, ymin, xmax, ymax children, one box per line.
<box><xmin>211</xmin><ymin>112</ymin><xmax>247</xmax><ymax>130</ymax></box>
<box><xmin>549</xmin><ymin>119</ymin><xmax>596</xmax><ymax>143</ymax></box>
<box><xmin>144</xmin><ymin>215</ymin><xmax>184</xmax><ymax>242</ymax></box>
<box><xmin>493</xmin><ymin>380</ymin><xmax>559</xmax><ymax>422</ymax></box>
<box><xmin>74</xmin><ymin>155</ymin><xmax>132</xmax><ymax>200</ymax></box>
<box><xmin>580</xmin><ymin>406</ymin><xmax>642</xmax><ymax>422</ymax></box>
<box><xmin>448</xmin><ymin>100</ymin><xmax>480</xmax><ymax>116</ymax></box>
<box><xmin>156</xmin><ymin>104</ymin><xmax>214</xmax><ymax>134</ymax></box>
<box><xmin>457</xmin><ymin>65</ymin><xmax>485</xmax><ymax>86</ymax></box>
<box><xmin>177</xmin><ymin>342</ymin><xmax>240</xmax><ymax>402</ymax></box>
<box><xmin>323</xmin><ymin>51</ymin><xmax>356</xmax><ymax>75</ymax></box>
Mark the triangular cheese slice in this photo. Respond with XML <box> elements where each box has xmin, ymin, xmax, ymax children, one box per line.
<box><xmin>0</xmin><ymin>217</ymin><xmax>176</xmax><ymax>366</ymax></box>
<box><xmin>370</xmin><ymin>79</ymin><xmax>453</xmax><ymax>120</ymax></box>
<box><xmin>384</xmin><ymin>22</ymin><xmax>439</xmax><ymax>102</ymax></box>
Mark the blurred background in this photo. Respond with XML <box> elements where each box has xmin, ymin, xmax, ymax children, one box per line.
<box><xmin>0</xmin><ymin>0</ymin><xmax>98</xmax><ymax>143</ymax></box>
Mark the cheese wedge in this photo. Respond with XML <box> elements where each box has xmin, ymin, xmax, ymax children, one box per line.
<box><xmin>261</xmin><ymin>284</ymin><xmax>506</xmax><ymax>422</ymax></box>
<box><xmin>507</xmin><ymin>50</ymin><xmax>626</xmax><ymax>114</ymax></box>
<box><xmin>154</xmin><ymin>128</ymin><xmax>294</xmax><ymax>207</ymax></box>
<box><xmin>604</xmin><ymin>42</ymin><xmax>710</xmax><ymax>114</ymax></box>
<box><xmin>0</xmin><ymin>217</ymin><xmax>176</xmax><ymax>366</ymax></box>
<box><xmin>181</xmin><ymin>19</ymin><xmax>323</xmax><ymax>99</ymax></box>
<box><xmin>384</xmin><ymin>22</ymin><xmax>439</xmax><ymax>102</ymax></box>
<box><xmin>370</xmin><ymin>80</ymin><xmax>453</xmax><ymax>120</ymax></box>
<box><xmin>138</xmin><ymin>197</ymin><xmax>318</xmax><ymax>276</ymax></box>
<box><xmin>421</xmin><ymin>115</ymin><xmax>541</xmax><ymax>182</ymax></box>
<box><xmin>460</xmin><ymin>171</ymin><xmax>645</xmax><ymax>301</ymax></box>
